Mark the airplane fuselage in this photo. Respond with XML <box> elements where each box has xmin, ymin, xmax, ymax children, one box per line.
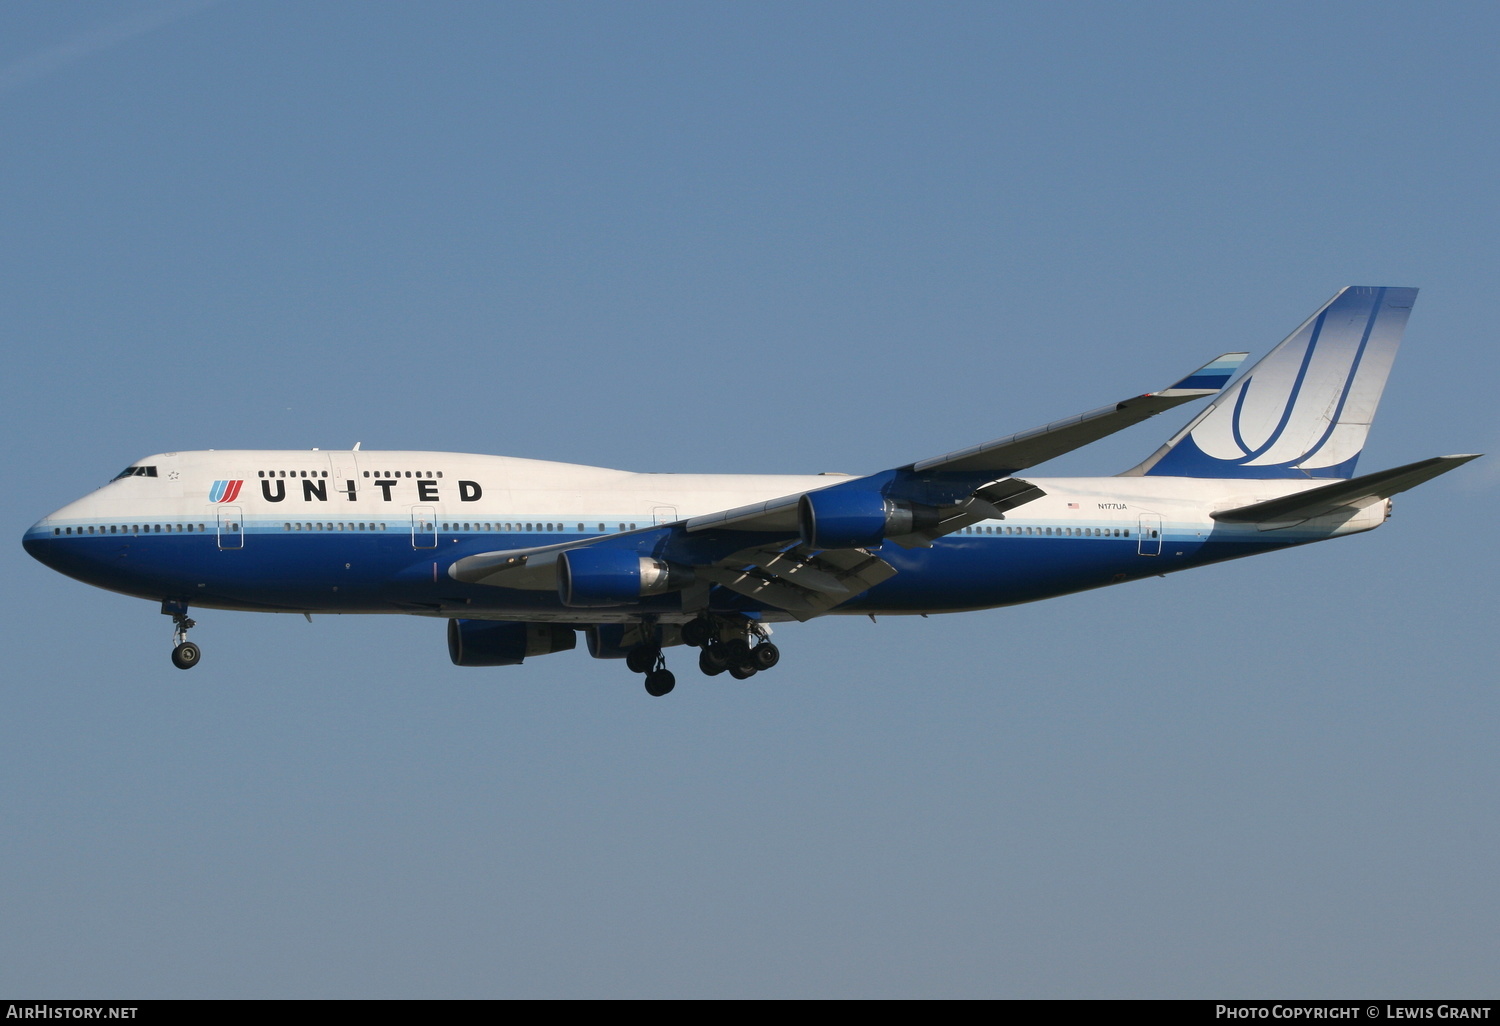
<box><xmin>23</xmin><ymin>449</ymin><xmax>1385</xmax><ymax>623</ymax></box>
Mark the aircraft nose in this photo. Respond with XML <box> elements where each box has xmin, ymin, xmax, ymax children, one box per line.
<box><xmin>22</xmin><ymin>521</ymin><xmax>60</xmax><ymax>569</ymax></box>
<box><xmin>23</xmin><ymin>516</ymin><xmax>136</xmax><ymax>589</ymax></box>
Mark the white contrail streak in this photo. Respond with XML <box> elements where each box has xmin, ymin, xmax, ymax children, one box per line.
<box><xmin>0</xmin><ymin>0</ymin><xmax>220</xmax><ymax>96</ymax></box>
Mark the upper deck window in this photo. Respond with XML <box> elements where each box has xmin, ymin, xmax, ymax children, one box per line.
<box><xmin>114</xmin><ymin>466</ymin><xmax>157</xmax><ymax>480</ymax></box>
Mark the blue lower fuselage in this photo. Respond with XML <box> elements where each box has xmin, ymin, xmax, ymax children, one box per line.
<box><xmin>21</xmin><ymin>521</ymin><xmax>1302</xmax><ymax>621</ymax></box>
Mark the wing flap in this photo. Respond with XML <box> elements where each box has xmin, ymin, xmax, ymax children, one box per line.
<box><xmin>696</xmin><ymin>545</ymin><xmax>898</xmax><ymax>621</ymax></box>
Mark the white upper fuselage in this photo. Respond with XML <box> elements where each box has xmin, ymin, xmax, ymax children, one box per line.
<box><xmin>37</xmin><ymin>449</ymin><xmax>1379</xmax><ymax>540</ymax></box>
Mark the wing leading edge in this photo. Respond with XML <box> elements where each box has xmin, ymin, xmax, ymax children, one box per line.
<box><xmin>907</xmin><ymin>352</ymin><xmax>1248</xmax><ymax>475</ymax></box>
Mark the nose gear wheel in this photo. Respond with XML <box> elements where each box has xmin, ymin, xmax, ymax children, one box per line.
<box><xmin>166</xmin><ymin>608</ymin><xmax>201</xmax><ymax>670</ymax></box>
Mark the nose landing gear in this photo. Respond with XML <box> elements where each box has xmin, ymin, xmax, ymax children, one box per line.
<box><xmin>171</xmin><ymin>639</ymin><xmax>201</xmax><ymax>670</ymax></box>
<box><xmin>163</xmin><ymin>601</ymin><xmax>200</xmax><ymax>670</ymax></box>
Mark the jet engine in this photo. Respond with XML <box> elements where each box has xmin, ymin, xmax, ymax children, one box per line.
<box><xmin>797</xmin><ymin>489</ymin><xmax>942</xmax><ymax>549</ymax></box>
<box><xmin>556</xmin><ymin>548</ymin><xmax>692</xmax><ymax>608</ymax></box>
<box><xmin>447</xmin><ymin>619</ymin><xmax>577</xmax><ymax>667</ymax></box>
<box><xmin>585</xmin><ymin>623</ymin><xmax>684</xmax><ymax>659</ymax></box>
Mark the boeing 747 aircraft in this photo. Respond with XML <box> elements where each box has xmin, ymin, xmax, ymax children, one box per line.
<box><xmin>23</xmin><ymin>287</ymin><xmax>1477</xmax><ymax>695</ymax></box>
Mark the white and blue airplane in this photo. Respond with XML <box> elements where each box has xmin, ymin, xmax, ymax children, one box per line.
<box><xmin>23</xmin><ymin>286</ymin><xmax>1478</xmax><ymax>695</ymax></box>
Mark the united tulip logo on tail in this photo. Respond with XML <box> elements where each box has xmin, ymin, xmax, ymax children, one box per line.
<box><xmin>209</xmin><ymin>480</ymin><xmax>243</xmax><ymax>503</ymax></box>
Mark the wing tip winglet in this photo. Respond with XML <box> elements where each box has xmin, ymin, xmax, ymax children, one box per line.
<box><xmin>1156</xmin><ymin>352</ymin><xmax>1250</xmax><ymax>396</ymax></box>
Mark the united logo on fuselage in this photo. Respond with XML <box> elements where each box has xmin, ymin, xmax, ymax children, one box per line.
<box><xmin>209</xmin><ymin>480</ymin><xmax>244</xmax><ymax>503</ymax></box>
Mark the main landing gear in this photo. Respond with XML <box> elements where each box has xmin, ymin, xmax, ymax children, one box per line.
<box><xmin>625</xmin><ymin>615</ymin><xmax>780</xmax><ymax>697</ymax></box>
<box><xmin>688</xmin><ymin>615</ymin><xmax>779</xmax><ymax>682</ymax></box>
<box><xmin>625</xmin><ymin>643</ymin><xmax>677</xmax><ymax>697</ymax></box>
<box><xmin>163</xmin><ymin>601</ymin><xmax>200</xmax><ymax>670</ymax></box>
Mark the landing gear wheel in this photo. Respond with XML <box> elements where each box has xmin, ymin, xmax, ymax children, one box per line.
<box><xmin>702</xmin><ymin>643</ymin><xmax>732</xmax><ymax>672</ymax></box>
<box><xmin>751</xmin><ymin>642</ymin><xmax>780</xmax><ymax>671</ymax></box>
<box><xmin>680</xmin><ymin>619</ymin><xmax>710</xmax><ymax>649</ymax></box>
<box><xmin>171</xmin><ymin>641</ymin><xmax>201</xmax><ymax>670</ymax></box>
<box><xmin>728</xmin><ymin>662</ymin><xmax>757</xmax><ymax>680</ymax></box>
<box><xmin>625</xmin><ymin>645</ymin><xmax>659</xmax><ymax>674</ymax></box>
<box><xmin>724</xmin><ymin>637</ymin><xmax>752</xmax><ymax>663</ymax></box>
<box><xmin>644</xmin><ymin>668</ymin><xmax>676</xmax><ymax>697</ymax></box>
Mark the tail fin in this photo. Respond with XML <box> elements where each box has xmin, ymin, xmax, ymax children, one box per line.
<box><xmin>1123</xmin><ymin>286</ymin><xmax>1417</xmax><ymax>479</ymax></box>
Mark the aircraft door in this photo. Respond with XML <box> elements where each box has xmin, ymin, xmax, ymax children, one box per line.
<box><xmin>217</xmin><ymin>506</ymin><xmax>244</xmax><ymax>550</ymax></box>
<box><xmin>411</xmin><ymin>505</ymin><xmax>437</xmax><ymax>549</ymax></box>
<box><xmin>326</xmin><ymin>451</ymin><xmax>360</xmax><ymax>502</ymax></box>
<box><xmin>652</xmin><ymin>506</ymin><xmax>678</xmax><ymax>525</ymax></box>
<box><xmin>1137</xmin><ymin>514</ymin><xmax>1163</xmax><ymax>556</ymax></box>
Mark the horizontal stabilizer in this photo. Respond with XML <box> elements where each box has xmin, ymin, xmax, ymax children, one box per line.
<box><xmin>1211</xmin><ymin>454</ymin><xmax>1480</xmax><ymax>524</ymax></box>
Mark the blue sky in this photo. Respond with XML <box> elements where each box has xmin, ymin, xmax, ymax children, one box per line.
<box><xmin>3</xmin><ymin>1</ymin><xmax>1496</xmax><ymax>998</ymax></box>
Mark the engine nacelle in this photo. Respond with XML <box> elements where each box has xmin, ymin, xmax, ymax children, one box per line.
<box><xmin>797</xmin><ymin>489</ymin><xmax>942</xmax><ymax>549</ymax></box>
<box><xmin>447</xmin><ymin>619</ymin><xmax>577</xmax><ymax>667</ymax></box>
<box><xmin>585</xmin><ymin>623</ymin><xmax>684</xmax><ymax>659</ymax></box>
<box><xmin>556</xmin><ymin>548</ymin><xmax>692</xmax><ymax>608</ymax></box>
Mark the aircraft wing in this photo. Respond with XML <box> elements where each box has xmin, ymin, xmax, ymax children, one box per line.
<box><xmin>448</xmin><ymin>532</ymin><xmax>906</xmax><ymax>621</ymax></box>
<box><xmin>907</xmin><ymin>352</ymin><xmax>1248</xmax><ymax>474</ymax></box>
<box><xmin>682</xmin><ymin>352</ymin><xmax>1247</xmax><ymax>536</ymax></box>
<box><xmin>451</xmin><ymin>352</ymin><xmax>1243</xmax><ymax>618</ymax></box>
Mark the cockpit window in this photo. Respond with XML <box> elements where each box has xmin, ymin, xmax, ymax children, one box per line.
<box><xmin>114</xmin><ymin>466</ymin><xmax>158</xmax><ymax>480</ymax></box>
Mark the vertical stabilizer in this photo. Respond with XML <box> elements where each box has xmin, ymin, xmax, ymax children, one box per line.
<box><xmin>1123</xmin><ymin>286</ymin><xmax>1417</xmax><ymax>479</ymax></box>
